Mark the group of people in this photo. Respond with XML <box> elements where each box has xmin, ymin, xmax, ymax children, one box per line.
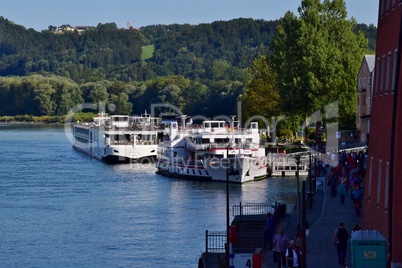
<box><xmin>252</xmin><ymin>213</ymin><xmax>303</xmax><ymax>268</ymax></box>
<box><xmin>326</xmin><ymin>150</ymin><xmax>366</xmax><ymax>216</ymax></box>
<box><xmin>256</xmin><ymin>212</ymin><xmax>305</xmax><ymax>268</ymax></box>
<box><xmin>252</xmin><ymin>150</ymin><xmax>367</xmax><ymax>268</ymax></box>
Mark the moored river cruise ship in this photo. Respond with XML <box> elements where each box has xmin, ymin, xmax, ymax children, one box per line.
<box><xmin>156</xmin><ymin>116</ymin><xmax>270</xmax><ymax>183</ymax></box>
<box><xmin>72</xmin><ymin>113</ymin><xmax>160</xmax><ymax>163</ymax></box>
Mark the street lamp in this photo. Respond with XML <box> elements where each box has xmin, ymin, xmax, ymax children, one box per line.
<box><xmin>226</xmin><ymin>147</ymin><xmax>230</xmax><ymax>267</ymax></box>
<box><xmin>296</xmin><ymin>154</ymin><xmax>307</xmax><ymax>268</ymax></box>
<box><xmin>295</xmin><ymin>155</ymin><xmax>301</xmax><ymax>231</ymax></box>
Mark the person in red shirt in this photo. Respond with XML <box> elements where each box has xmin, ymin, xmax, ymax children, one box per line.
<box><xmin>252</xmin><ymin>248</ymin><xmax>264</xmax><ymax>268</ymax></box>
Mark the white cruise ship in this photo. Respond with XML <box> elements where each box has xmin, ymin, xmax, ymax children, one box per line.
<box><xmin>72</xmin><ymin>113</ymin><xmax>161</xmax><ymax>163</ymax></box>
<box><xmin>156</xmin><ymin>116</ymin><xmax>270</xmax><ymax>183</ymax></box>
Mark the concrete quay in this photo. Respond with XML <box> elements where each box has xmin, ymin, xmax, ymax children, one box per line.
<box><xmin>263</xmin><ymin>177</ymin><xmax>362</xmax><ymax>268</ymax></box>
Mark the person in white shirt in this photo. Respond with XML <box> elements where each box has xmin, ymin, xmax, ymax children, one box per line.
<box><xmin>285</xmin><ymin>240</ymin><xmax>302</xmax><ymax>268</ymax></box>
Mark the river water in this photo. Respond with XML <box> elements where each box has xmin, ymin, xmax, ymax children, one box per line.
<box><xmin>0</xmin><ymin>124</ymin><xmax>297</xmax><ymax>267</ymax></box>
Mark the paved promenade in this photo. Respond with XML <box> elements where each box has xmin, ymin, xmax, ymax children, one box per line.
<box><xmin>263</xmin><ymin>174</ymin><xmax>362</xmax><ymax>268</ymax></box>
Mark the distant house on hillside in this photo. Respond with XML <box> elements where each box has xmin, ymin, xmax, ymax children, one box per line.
<box><xmin>57</xmin><ymin>25</ymin><xmax>74</xmax><ymax>32</ymax></box>
<box><xmin>56</xmin><ymin>25</ymin><xmax>91</xmax><ymax>34</ymax></box>
<box><xmin>356</xmin><ymin>55</ymin><xmax>375</xmax><ymax>144</ymax></box>
<box><xmin>75</xmin><ymin>26</ymin><xmax>90</xmax><ymax>33</ymax></box>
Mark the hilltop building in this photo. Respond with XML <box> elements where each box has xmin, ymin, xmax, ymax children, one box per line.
<box><xmin>363</xmin><ymin>1</ymin><xmax>402</xmax><ymax>267</ymax></box>
<box><xmin>56</xmin><ymin>25</ymin><xmax>91</xmax><ymax>34</ymax></box>
<box><xmin>356</xmin><ymin>55</ymin><xmax>375</xmax><ymax>144</ymax></box>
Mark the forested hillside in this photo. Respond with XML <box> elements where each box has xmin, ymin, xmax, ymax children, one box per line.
<box><xmin>0</xmin><ymin>14</ymin><xmax>376</xmax><ymax>126</ymax></box>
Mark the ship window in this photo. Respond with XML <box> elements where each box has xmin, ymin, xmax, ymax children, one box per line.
<box><xmin>215</xmin><ymin>138</ymin><xmax>230</xmax><ymax>143</ymax></box>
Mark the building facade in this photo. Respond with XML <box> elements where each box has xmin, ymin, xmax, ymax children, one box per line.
<box><xmin>363</xmin><ymin>0</ymin><xmax>402</xmax><ymax>267</ymax></box>
<box><xmin>356</xmin><ymin>55</ymin><xmax>375</xmax><ymax>144</ymax></box>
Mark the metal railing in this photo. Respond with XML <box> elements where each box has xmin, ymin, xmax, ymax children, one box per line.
<box><xmin>204</xmin><ymin>202</ymin><xmax>287</xmax><ymax>254</ymax></box>
<box><xmin>232</xmin><ymin>202</ymin><xmax>277</xmax><ymax>217</ymax></box>
<box><xmin>205</xmin><ymin>230</ymin><xmax>226</xmax><ymax>253</ymax></box>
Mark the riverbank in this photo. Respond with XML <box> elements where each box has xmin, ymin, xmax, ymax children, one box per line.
<box><xmin>0</xmin><ymin>112</ymin><xmax>95</xmax><ymax>124</ymax></box>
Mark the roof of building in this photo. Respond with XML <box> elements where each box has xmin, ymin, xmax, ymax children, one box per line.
<box><xmin>365</xmin><ymin>55</ymin><xmax>376</xmax><ymax>72</ymax></box>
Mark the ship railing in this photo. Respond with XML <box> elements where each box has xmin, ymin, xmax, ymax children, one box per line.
<box><xmin>185</xmin><ymin>142</ymin><xmax>256</xmax><ymax>151</ymax></box>
<box><xmin>177</xmin><ymin>127</ymin><xmax>253</xmax><ymax>135</ymax></box>
<box><xmin>232</xmin><ymin>202</ymin><xmax>277</xmax><ymax>217</ymax></box>
<box><xmin>108</xmin><ymin>140</ymin><xmax>157</xmax><ymax>146</ymax></box>
<box><xmin>105</xmin><ymin>125</ymin><xmax>159</xmax><ymax>132</ymax></box>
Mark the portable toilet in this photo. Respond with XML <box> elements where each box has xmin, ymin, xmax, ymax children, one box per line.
<box><xmin>351</xmin><ymin>230</ymin><xmax>387</xmax><ymax>268</ymax></box>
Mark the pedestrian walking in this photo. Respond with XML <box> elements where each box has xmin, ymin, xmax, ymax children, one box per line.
<box><xmin>353</xmin><ymin>186</ymin><xmax>363</xmax><ymax>216</ymax></box>
<box><xmin>263</xmin><ymin>212</ymin><xmax>274</xmax><ymax>251</ymax></box>
<box><xmin>333</xmin><ymin>221</ymin><xmax>349</xmax><ymax>266</ymax></box>
<box><xmin>339</xmin><ymin>179</ymin><xmax>347</xmax><ymax>205</ymax></box>
<box><xmin>286</xmin><ymin>240</ymin><xmax>302</xmax><ymax>268</ymax></box>
<box><xmin>273</xmin><ymin>227</ymin><xmax>289</xmax><ymax>268</ymax></box>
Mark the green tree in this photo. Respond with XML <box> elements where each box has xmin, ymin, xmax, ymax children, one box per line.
<box><xmin>33</xmin><ymin>82</ymin><xmax>56</xmax><ymax>115</ymax></box>
<box><xmin>241</xmin><ymin>55</ymin><xmax>280</xmax><ymax>122</ymax></box>
<box><xmin>270</xmin><ymin>0</ymin><xmax>367</xmax><ymax>128</ymax></box>
<box><xmin>88</xmin><ymin>83</ymin><xmax>109</xmax><ymax>104</ymax></box>
<box><xmin>109</xmin><ymin>92</ymin><xmax>133</xmax><ymax>115</ymax></box>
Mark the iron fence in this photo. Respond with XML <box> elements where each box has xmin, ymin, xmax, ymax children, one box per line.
<box><xmin>232</xmin><ymin>202</ymin><xmax>277</xmax><ymax>217</ymax></box>
<box><xmin>205</xmin><ymin>230</ymin><xmax>226</xmax><ymax>253</ymax></box>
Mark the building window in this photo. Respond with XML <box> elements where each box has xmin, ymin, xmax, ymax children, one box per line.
<box><xmin>386</xmin><ymin>0</ymin><xmax>390</xmax><ymax>11</ymax></box>
<box><xmin>392</xmin><ymin>49</ymin><xmax>398</xmax><ymax>92</ymax></box>
<box><xmin>381</xmin><ymin>55</ymin><xmax>385</xmax><ymax>95</ymax></box>
<box><xmin>377</xmin><ymin>159</ymin><xmax>382</xmax><ymax>207</ymax></box>
<box><xmin>385</xmin><ymin>162</ymin><xmax>390</xmax><ymax>211</ymax></box>
<box><xmin>392</xmin><ymin>0</ymin><xmax>396</xmax><ymax>8</ymax></box>
<box><xmin>380</xmin><ymin>0</ymin><xmax>385</xmax><ymax>15</ymax></box>
<box><xmin>362</xmin><ymin>94</ymin><xmax>366</xmax><ymax>106</ymax></box>
<box><xmin>386</xmin><ymin>51</ymin><xmax>391</xmax><ymax>93</ymax></box>
<box><xmin>368</xmin><ymin>157</ymin><xmax>373</xmax><ymax>200</ymax></box>
<box><xmin>375</xmin><ymin>57</ymin><xmax>380</xmax><ymax>95</ymax></box>
<box><xmin>368</xmin><ymin>76</ymin><xmax>371</xmax><ymax>85</ymax></box>
<box><xmin>363</xmin><ymin>78</ymin><xmax>366</xmax><ymax>88</ymax></box>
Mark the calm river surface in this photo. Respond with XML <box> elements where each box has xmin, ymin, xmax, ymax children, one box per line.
<box><xmin>0</xmin><ymin>124</ymin><xmax>297</xmax><ymax>267</ymax></box>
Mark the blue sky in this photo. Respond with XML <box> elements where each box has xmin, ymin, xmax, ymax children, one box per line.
<box><xmin>2</xmin><ymin>0</ymin><xmax>378</xmax><ymax>31</ymax></box>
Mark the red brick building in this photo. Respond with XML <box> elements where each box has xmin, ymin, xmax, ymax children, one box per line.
<box><xmin>363</xmin><ymin>0</ymin><xmax>402</xmax><ymax>267</ymax></box>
